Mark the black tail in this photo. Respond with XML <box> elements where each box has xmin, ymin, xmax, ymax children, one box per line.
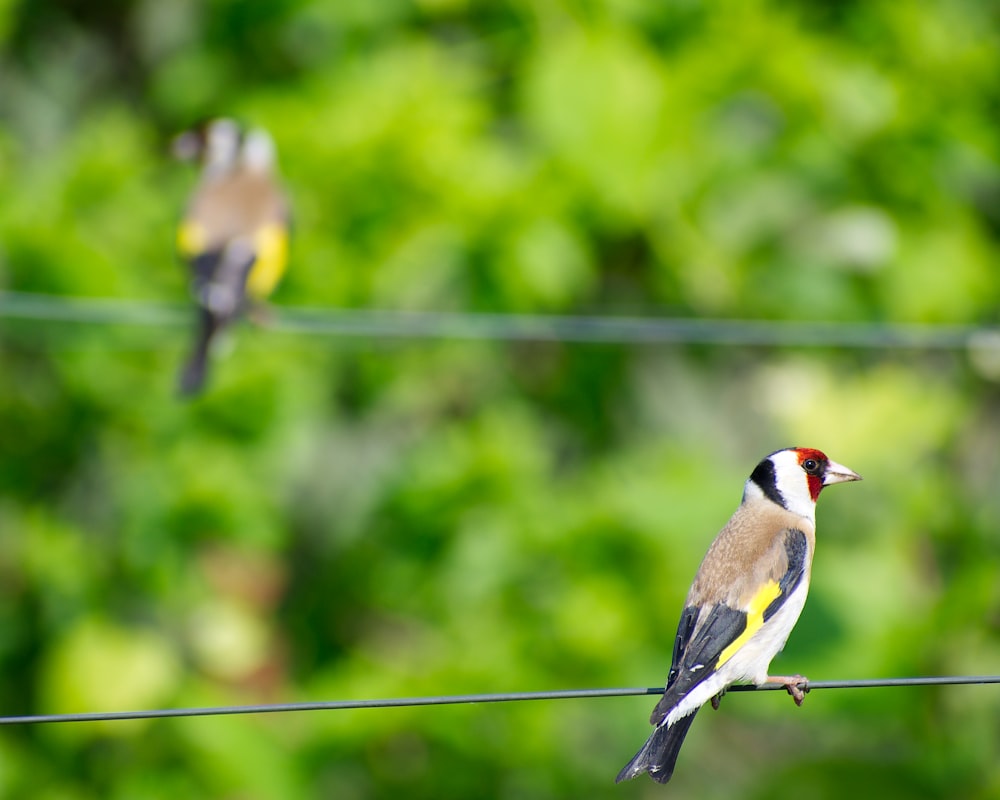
<box><xmin>179</xmin><ymin>308</ymin><xmax>220</xmax><ymax>396</ymax></box>
<box><xmin>615</xmin><ymin>710</ymin><xmax>699</xmax><ymax>784</ymax></box>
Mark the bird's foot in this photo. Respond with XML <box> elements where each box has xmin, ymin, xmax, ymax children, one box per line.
<box><xmin>711</xmin><ymin>690</ymin><xmax>727</xmax><ymax>711</ymax></box>
<box><xmin>247</xmin><ymin>302</ymin><xmax>274</xmax><ymax>327</ymax></box>
<box><xmin>764</xmin><ymin>674</ymin><xmax>809</xmax><ymax>706</ymax></box>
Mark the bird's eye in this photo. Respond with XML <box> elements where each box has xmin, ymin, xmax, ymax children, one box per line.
<box><xmin>802</xmin><ymin>458</ymin><xmax>820</xmax><ymax>474</ymax></box>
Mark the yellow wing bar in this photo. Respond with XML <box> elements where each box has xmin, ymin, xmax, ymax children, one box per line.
<box><xmin>715</xmin><ymin>580</ymin><xmax>781</xmax><ymax>668</ymax></box>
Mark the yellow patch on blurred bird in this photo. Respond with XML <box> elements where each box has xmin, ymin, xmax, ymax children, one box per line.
<box><xmin>176</xmin><ymin>220</ymin><xmax>207</xmax><ymax>259</ymax></box>
<box><xmin>247</xmin><ymin>223</ymin><xmax>289</xmax><ymax>300</ymax></box>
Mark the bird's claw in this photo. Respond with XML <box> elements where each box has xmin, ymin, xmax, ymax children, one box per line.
<box><xmin>711</xmin><ymin>690</ymin><xmax>726</xmax><ymax>711</ymax></box>
<box><xmin>783</xmin><ymin>675</ymin><xmax>809</xmax><ymax>706</ymax></box>
<box><xmin>764</xmin><ymin>674</ymin><xmax>809</xmax><ymax>706</ymax></box>
<box><xmin>247</xmin><ymin>302</ymin><xmax>274</xmax><ymax>327</ymax></box>
<box><xmin>786</xmin><ymin>682</ymin><xmax>808</xmax><ymax>706</ymax></box>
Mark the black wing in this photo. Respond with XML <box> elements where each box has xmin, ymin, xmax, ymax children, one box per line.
<box><xmin>763</xmin><ymin>527</ymin><xmax>808</xmax><ymax>621</ymax></box>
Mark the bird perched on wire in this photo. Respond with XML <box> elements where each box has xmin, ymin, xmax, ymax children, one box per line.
<box><xmin>173</xmin><ymin>118</ymin><xmax>290</xmax><ymax>395</ymax></box>
<box><xmin>616</xmin><ymin>447</ymin><xmax>861</xmax><ymax>785</ymax></box>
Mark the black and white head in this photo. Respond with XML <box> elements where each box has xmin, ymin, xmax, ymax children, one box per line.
<box><xmin>744</xmin><ymin>447</ymin><xmax>861</xmax><ymax>522</ymax></box>
<box><xmin>172</xmin><ymin>118</ymin><xmax>244</xmax><ymax>175</ymax></box>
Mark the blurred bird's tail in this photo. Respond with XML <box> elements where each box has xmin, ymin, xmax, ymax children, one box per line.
<box><xmin>615</xmin><ymin>710</ymin><xmax>698</xmax><ymax>784</ymax></box>
<box><xmin>179</xmin><ymin>308</ymin><xmax>220</xmax><ymax>396</ymax></box>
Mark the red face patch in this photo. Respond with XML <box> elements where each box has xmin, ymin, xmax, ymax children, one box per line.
<box><xmin>794</xmin><ymin>447</ymin><xmax>828</xmax><ymax>502</ymax></box>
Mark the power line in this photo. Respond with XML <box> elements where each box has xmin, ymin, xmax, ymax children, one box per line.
<box><xmin>2</xmin><ymin>675</ymin><xmax>998</xmax><ymax>726</ymax></box>
<box><xmin>1</xmin><ymin>291</ymin><xmax>997</xmax><ymax>349</ymax></box>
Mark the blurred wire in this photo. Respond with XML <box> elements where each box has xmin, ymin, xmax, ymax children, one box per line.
<box><xmin>0</xmin><ymin>292</ymin><xmax>189</xmax><ymax>327</ymax></box>
<box><xmin>3</xmin><ymin>675</ymin><xmax>998</xmax><ymax>725</ymax></box>
<box><xmin>1</xmin><ymin>291</ymin><xmax>996</xmax><ymax>348</ymax></box>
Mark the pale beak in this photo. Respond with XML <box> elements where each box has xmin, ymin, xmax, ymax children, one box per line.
<box><xmin>823</xmin><ymin>459</ymin><xmax>863</xmax><ymax>485</ymax></box>
<box><xmin>172</xmin><ymin>131</ymin><xmax>202</xmax><ymax>161</ymax></box>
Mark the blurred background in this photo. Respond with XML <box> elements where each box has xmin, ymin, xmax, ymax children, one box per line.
<box><xmin>2</xmin><ymin>0</ymin><xmax>1000</xmax><ymax>797</ymax></box>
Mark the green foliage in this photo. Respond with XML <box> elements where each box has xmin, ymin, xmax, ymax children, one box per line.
<box><xmin>2</xmin><ymin>0</ymin><xmax>1000</xmax><ymax>797</ymax></box>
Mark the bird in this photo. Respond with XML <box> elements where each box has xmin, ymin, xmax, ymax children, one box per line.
<box><xmin>615</xmin><ymin>447</ymin><xmax>861</xmax><ymax>785</ymax></box>
<box><xmin>173</xmin><ymin>118</ymin><xmax>290</xmax><ymax>395</ymax></box>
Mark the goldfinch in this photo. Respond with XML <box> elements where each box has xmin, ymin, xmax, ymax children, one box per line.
<box><xmin>173</xmin><ymin>118</ymin><xmax>290</xmax><ymax>395</ymax></box>
<box><xmin>616</xmin><ymin>447</ymin><xmax>861</xmax><ymax>784</ymax></box>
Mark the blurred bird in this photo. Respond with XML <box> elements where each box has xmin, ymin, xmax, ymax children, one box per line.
<box><xmin>173</xmin><ymin>118</ymin><xmax>290</xmax><ymax>395</ymax></box>
<box><xmin>616</xmin><ymin>447</ymin><xmax>861</xmax><ymax>784</ymax></box>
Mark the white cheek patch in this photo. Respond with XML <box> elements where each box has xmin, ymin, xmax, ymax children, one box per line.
<box><xmin>766</xmin><ymin>451</ymin><xmax>817</xmax><ymax>523</ymax></box>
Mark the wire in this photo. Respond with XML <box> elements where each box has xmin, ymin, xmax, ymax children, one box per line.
<box><xmin>1</xmin><ymin>291</ymin><xmax>997</xmax><ymax>349</ymax></box>
<box><xmin>0</xmin><ymin>293</ymin><xmax>189</xmax><ymax>327</ymax></box>
<box><xmin>2</xmin><ymin>675</ymin><xmax>997</xmax><ymax>726</ymax></box>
